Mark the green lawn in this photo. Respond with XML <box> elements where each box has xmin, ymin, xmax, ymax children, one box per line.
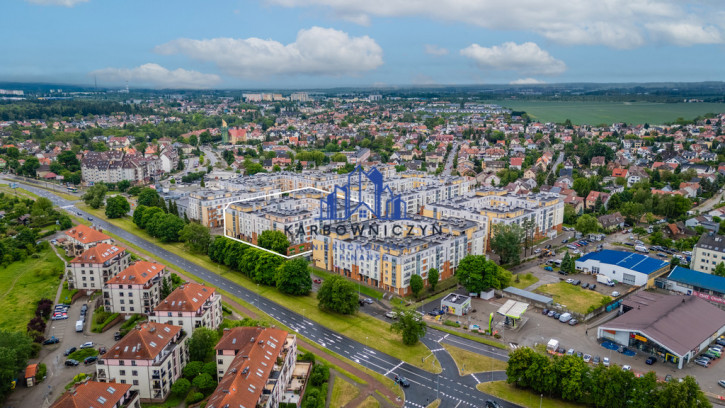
<box><xmin>77</xmin><ymin>205</ymin><xmax>441</xmax><ymax>372</ymax></box>
<box><xmin>536</xmin><ymin>282</ymin><xmax>607</xmax><ymax>314</ymax></box>
<box><xmin>477</xmin><ymin>381</ymin><xmax>584</xmax><ymax>408</ymax></box>
<box><xmin>330</xmin><ymin>376</ymin><xmax>360</xmax><ymax>408</ymax></box>
<box><xmin>442</xmin><ymin>343</ymin><xmax>507</xmax><ymax>375</ymax></box>
<box><xmin>426</xmin><ymin>400</ymin><xmax>441</xmax><ymax>408</ymax></box>
<box><xmin>490</xmin><ymin>100</ymin><xmax>725</xmax><ymax>125</ymax></box>
<box><xmin>59</xmin><ymin>281</ymin><xmax>78</xmax><ymax>304</ymax></box>
<box><xmin>356</xmin><ymin>396</ymin><xmax>380</xmax><ymax>408</ymax></box>
<box><xmin>509</xmin><ymin>273</ymin><xmax>539</xmax><ymax>290</ymax></box>
<box><xmin>432</xmin><ymin>325</ymin><xmax>507</xmax><ymax>350</ymax></box>
<box><xmin>0</xmin><ymin>248</ymin><xmax>64</xmax><ymax>331</ymax></box>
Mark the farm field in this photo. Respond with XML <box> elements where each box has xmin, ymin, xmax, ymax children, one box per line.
<box><xmin>490</xmin><ymin>100</ymin><xmax>725</xmax><ymax>125</ymax></box>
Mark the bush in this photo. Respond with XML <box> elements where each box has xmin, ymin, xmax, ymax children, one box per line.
<box><xmin>309</xmin><ymin>364</ymin><xmax>329</xmax><ymax>387</ymax></box>
<box><xmin>183</xmin><ymin>361</ymin><xmax>204</xmax><ymax>380</ymax></box>
<box><xmin>444</xmin><ymin>320</ymin><xmax>461</xmax><ymax>328</ymax></box>
<box><xmin>186</xmin><ymin>392</ymin><xmax>204</xmax><ymax>404</ymax></box>
<box><xmin>119</xmin><ymin>314</ymin><xmax>146</xmax><ymax>336</ymax></box>
<box><xmin>170</xmin><ymin>378</ymin><xmax>191</xmax><ymax>397</ymax></box>
<box><xmin>192</xmin><ymin>373</ymin><xmax>217</xmax><ymax>395</ymax></box>
<box><xmin>35</xmin><ymin>363</ymin><xmax>47</xmax><ymax>382</ymax></box>
<box><xmin>68</xmin><ymin>348</ymin><xmax>98</xmax><ymax>361</ymax></box>
<box><xmin>27</xmin><ymin>317</ymin><xmax>46</xmax><ymax>334</ymax></box>
<box><xmin>297</xmin><ymin>351</ymin><xmax>315</xmax><ymax>363</ymax></box>
<box><xmin>36</xmin><ymin>298</ymin><xmax>53</xmax><ymax>319</ymax></box>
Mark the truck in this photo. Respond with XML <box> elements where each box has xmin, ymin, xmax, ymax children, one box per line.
<box><xmin>546</xmin><ymin>339</ymin><xmax>560</xmax><ymax>354</ymax></box>
<box><xmin>596</xmin><ymin>274</ymin><xmax>615</xmax><ymax>287</ymax></box>
<box><xmin>635</xmin><ymin>245</ymin><xmax>648</xmax><ymax>253</ymax></box>
<box><xmin>75</xmin><ymin>320</ymin><xmax>83</xmax><ymax>332</ymax></box>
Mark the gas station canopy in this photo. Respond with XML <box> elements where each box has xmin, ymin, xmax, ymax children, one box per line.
<box><xmin>497</xmin><ymin>299</ymin><xmax>529</xmax><ymax>319</ymax></box>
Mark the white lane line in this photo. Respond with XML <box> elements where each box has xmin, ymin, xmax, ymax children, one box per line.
<box><xmin>471</xmin><ymin>373</ymin><xmax>480</xmax><ymax>384</ymax></box>
<box><xmin>455</xmin><ymin>401</ymin><xmax>462</xmax><ymax>408</ymax></box>
<box><xmin>385</xmin><ymin>361</ymin><xmax>403</xmax><ymax>376</ymax></box>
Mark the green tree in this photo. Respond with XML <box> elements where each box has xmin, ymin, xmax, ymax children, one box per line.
<box><xmin>183</xmin><ymin>361</ymin><xmax>204</xmax><ymax>380</ymax></box>
<box><xmin>82</xmin><ymin>184</ymin><xmax>107</xmax><ymax>209</ymax></box>
<box><xmin>257</xmin><ymin>230</ymin><xmax>290</xmax><ymax>255</ymax></box>
<box><xmin>105</xmin><ymin>195</ymin><xmax>130</xmax><ymax>218</ymax></box>
<box><xmin>0</xmin><ymin>331</ymin><xmax>33</xmax><ymax>400</ymax></box>
<box><xmin>654</xmin><ymin>376</ymin><xmax>710</xmax><ymax>408</ymax></box>
<box><xmin>191</xmin><ymin>372</ymin><xmax>217</xmax><ymax>394</ymax></box>
<box><xmin>160</xmin><ymin>276</ymin><xmax>172</xmax><ymax>299</ymax></box>
<box><xmin>714</xmin><ymin>262</ymin><xmax>725</xmax><ymax>277</ymax></box>
<box><xmin>170</xmin><ymin>378</ymin><xmax>191</xmax><ymax>397</ymax></box>
<box><xmin>575</xmin><ymin>214</ymin><xmax>600</xmax><ymax>235</ymax></box>
<box><xmin>137</xmin><ymin>188</ymin><xmax>163</xmax><ymax>208</ymax></box>
<box><xmin>276</xmin><ymin>258</ymin><xmax>312</xmax><ymax>295</ymax></box>
<box><xmin>456</xmin><ymin>255</ymin><xmax>486</xmax><ymax>293</ymax></box>
<box><xmin>561</xmin><ymin>251</ymin><xmax>574</xmax><ymax>275</ymax></box>
<box><xmin>563</xmin><ymin>204</ymin><xmax>578</xmax><ymax>224</ymax></box>
<box><xmin>390</xmin><ymin>308</ymin><xmax>427</xmax><ymax>346</ymax></box>
<box><xmin>188</xmin><ymin>328</ymin><xmax>220</xmax><ymax>362</ymax></box>
<box><xmin>428</xmin><ymin>268</ymin><xmax>439</xmax><ymax>291</ymax></box>
<box><xmin>253</xmin><ymin>252</ymin><xmax>284</xmax><ymax>285</ymax></box>
<box><xmin>410</xmin><ymin>274</ymin><xmax>424</xmax><ymax>297</ymax></box>
<box><xmin>179</xmin><ymin>223</ymin><xmax>212</xmax><ymax>254</ymax></box>
<box><xmin>490</xmin><ymin>224</ymin><xmax>524</xmax><ymax>265</ymax></box>
<box><xmin>116</xmin><ymin>180</ymin><xmax>131</xmax><ymax>192</ymax></box>
<box><xmin>317</xmin><ymin>275</ymin><xmax>359</xmax><ymax>315</ymax></box>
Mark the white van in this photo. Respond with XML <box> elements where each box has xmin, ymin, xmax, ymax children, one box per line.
<box><xmin>559</xmin><ymin>313</ymin><xmax>573</xmax><ymax>323</ymax></box>
<box><xmin>635</xmin><ymin>245</ymin><xmax>648</xmax><ymax>253</ymax></box>
<box><xmin>75</xmin><ymin>320</ymin><xmax>84</xmax><ymax>332</ymax></box>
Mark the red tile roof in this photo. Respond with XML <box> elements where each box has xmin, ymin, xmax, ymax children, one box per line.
<box><xmin>107</xmin><ymin>322</ymin><xmax>180</xmax><ymax>360</ymax></box>
<box><xmin>106</xmin><ymin>261</ymin><xmax>165</xmax><ymax>285</ymax></box>
<box><xmin>25</xmin><ymin>363</ymin><xmax>37</xmax><ymax>379</ymax></box>
<box><xmin>71</xmin><ymin>243</ymin><xmax>126</xmax><ymax>265</ymax></box>
<box><xmin>64</xmin><ymin>225</ymin><xmax>111</xmax><ymax>245</ymax></box>
<box><xmin>155</xmin><ymin>283</ymin><xmax>215</xmax><ymax>312</ymax></box>
<box><xmin>51</xmin><ymin>380</ymin><xmax>131</xmax><ymax>408</ymax></box>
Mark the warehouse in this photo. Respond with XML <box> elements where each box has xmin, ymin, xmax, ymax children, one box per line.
<box><xmin>661</xmin><ymin>265</ymin><xmax>725</xmax><ymax>309</ymax></box>
<box><xmin>597</xmin><ymin>292</ymin><xmax>725</xmax><ymax>369</ymax></box>
<box><xmin>575</xmin><ymin>250</ymin><xmax>669</xmax><ymax>288</ymax></box>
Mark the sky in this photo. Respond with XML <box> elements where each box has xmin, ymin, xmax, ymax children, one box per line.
<box><xmin>2</xmin><ymin>0</ymin><xmax>725</xmax><ymax>89</ymax></box>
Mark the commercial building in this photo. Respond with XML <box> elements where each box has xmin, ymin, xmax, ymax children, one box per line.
<box><xmin>441</xmin><ymin>293</ymin><xmax>472</xmax><ymax>316</ymax></box>
<box><xmin>51</xmin><ymin>380</ymin><xmax>139</xmax><ymax>408</ymax></box>
<box><xmin>97</xmin><ymin>322</ymin><xmax>188</xmax><ymax>401</ymax></box>
<box><xmin>63</xmin><ymin>224</ymin><xmax>113</xmax><ymax>256</ymax></box>
<box><xmin>597</xmin><ymin>292</ymin><xmax>725</xmax><ymax>369</ymax></box>
<box><xmin>149</xmin><ymin>283</ymin><xmax>223</xmax><ymax>334</ymax></box>
<box><xmin>67</xmin><ymin>243</ymin><xmax>130</xmax><ymax>291</ymax></box>
<box><xmin>103</xmin><ymin>262</ymin><xmax>167</xmax><ymax>314</ymax></box>
<box><xmin>662</xmin><ymin>266</ymin><xmax>725</xmax><ymax>309</ymax></box>
<box><xmin>575</xmin><ymin>250</ymin><xmax>670</xmax><ymax>288</ymax></box>
<box><xmin>208</xmin><ymin>327</ymin><xmax>297</xmax><ymax>408</ymax></box>
<box><xmin>691</xmin><ymin>233</ymin><xmax>725</xmax><ymax>274</ymax></box>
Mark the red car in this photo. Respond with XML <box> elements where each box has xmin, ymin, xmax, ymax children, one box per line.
<box><xmin>313</xmin><ymin>278</ymin><xmax>322</xmax><ymax>284</ymax></box>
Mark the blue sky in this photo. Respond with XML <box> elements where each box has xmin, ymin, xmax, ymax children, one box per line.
<box><xmin>2</xmin><ymin>0</ymin><xmax>725</xmax><ymax>89</ymax></box>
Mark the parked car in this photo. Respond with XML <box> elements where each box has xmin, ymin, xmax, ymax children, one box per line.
<box><xmin>646</xmin><ymin>357</ymin><xmax>657</xmax><ymax>365</ymax></box>
<box><xmin>64</xmin><ymin>347</ymin><xmax>77</xmax><ymax>356</ymax></box>
<box><xmin>542</xmin><ymin>308</ymin><xmax>549</xmax><ymax>315</ymax></box>
<box><xmin>65</xmin><ymin>359</ymin><xmax>79</xmax><ymax>366</ymax></box>
<box><xmin>695</xmin><ymin>359</ymin><xmax>710</xmax><ymax>367</ymax></box>
<box><xmin>582</xmin><ymin>282</ymin><xmax>589</xmax><ymax>289</ymax></box>
<box><xmin>394</xmin><ymin>375</ymin><xmax>410</xmax><ymax>387</ymax></box>
<box><xmin>485</xmin><ymin>401</ymin><xmax>503</xmax><ymax>408</ymax></box>
<box><xmin>87</xmin><ymin>217</ymin><xmax>93</xmax><ymax>221</ymax></box>
<box><xmin>114</xmin><ymin>332</ymin><xmax>122</xmax><ymax>341</ymax></box>
<box><xmin>43</xmin><ymin>336</ymin><xmax>60</xmax><ymax>345</ymax></box>
<box><xmin>547</xmin><ymin>310</ymin><xmax>556</xmax><ymax>317</ymax></box>
<box><xmin>565</xmin><ymin>278</ymin><xmax>574</xmax><ymax>284</ymax></box>
<box><xmin>568</xmin><ymin>319</ymin><xmax>578</xmax><ymax>326</ymax></box>
<box><xmin>593</xmin><ymin>356</ymin><xmax>601</xmax><ymax>364</ymax></box>
<box><xmin>79</xmin><ymin>341</ymin><xmax>94</xmax><ymax>349</ymax></box>
<box><xmin>589</xmin><ymin>284</ymin><xmax>597</xmax><ymax>290</ymax></box>
<box><xmin>718</xmin><ymin>380</ymin><xmax>725</xmax><ymax>389</ymax></box>
<box><xmin>566</xmin><ymin>348</ymin><xmax>575</xmax><ymax>356</ymax></box>
<box><xmin>603</xmin><ymin>357</ymin><xmax>610</xmax><ymax>367</ymax></box>
<box><xmin>553</xmin><ymin>312</ymin><xmax>562</xmax><ymax>319</ymax></box>
<box><xmin>313</xmin><ymin>278</ymin><xmax>322</xmax><ymax>284</ymax></box>
<box><xmin>99</xmin><ymin>346</ymin><xmax>107</xmax><ymax>355</ymax></box>
<box><xmin>544</xmin><ymin>266</ymin><xmax>553</xmax><ymax>271</ymax></box>
<box><xmin>622</xmin><ymin>365</ymin><xmax>632</xmax><ymax>371</ymax></box>
<box><xmin>385</xmin><ymin>311</ymin><xmax>398</xmax><ymax>319</ymax></box>
<box><xmin>562</xmin><ymin>239</ymin><xmax>569</xmax><ymax>244</ymax></box>
<box><xmin>559</xmin><ymin>313</ymin><xmax>573</xmax><ymax>323</ymax></box>
<box><xmin>612</xmin><ymin>291</ymin><xmax>620</xmax><ymax>297</ymax></box>
<box><xmin>583</xmin><ymin>354</ymin><xmax>592</xmax><ymax>363</ymax></box>
<box><xmin>576</xmin><ymin>351</ymin><xmax>583</xmax><ymax>358</ymax></box>
<box><xmin>363</xmin><ymin>298</ymin><xmax>374</xmax><ymax>304</ymax></box>
<box><xmin>572</xmin><ymin>280</ymin><xmax>581</xmax><ymax>286</ymax></box>
<box><xmin>84</xmin><ymin>356</ymin><xmax>98</xmax><ymax>365</ymax></box>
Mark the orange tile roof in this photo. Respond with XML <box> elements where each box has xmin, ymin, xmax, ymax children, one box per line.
<box><xmin>106</xmin><ymin>261</ymin><xmax>165</xmax><ymax>285</ymax></box>
<box><xmin>64</xmin><ymin>224</ymin><xmax>111</xmax><ymax>245</ymax></box>
<box><xmin>155</xmin><ymin>283</ymin><xmax>215</xmax><ymax>312</ymax></box>
<box><xmin>71</xmin><ymin>243</ymin><xmax>126</xmax><ymax>265</ymax></box>
<box><xmin>207</xmin><ymin>327</ymin><xmax>290</xmax><ymax>408</ymax></box>
<box><xmin>107</xmin><ymin>322</ymin><xmax>180</xmax><ymax>360</ymax></box>
<box><xmin>51</xmin><ymin>380</ymin><xmax>131</xmax><ymax>408</ymax></box>
<box><xmin>25</xmin><ymin>363</ymin><xmax>37</xmax><ymax>379</ymax></box>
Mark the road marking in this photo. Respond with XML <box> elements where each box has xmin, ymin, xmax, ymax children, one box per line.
<box><xmin>430</xmin><ymin>348</ymin><xmax>445</xmax><ymax>352</ymax></box>
<box><xmin>471</xmin><ymin>373</ymin><xmax>480</xmax><ymax>384</ymax></box>
<box><xmin>385</xmin><ymin>361</ymin><xmax>403</xmax><ymax>376</ymax></box>
<box><xmin>438</xmin><ymin>333</ymin><xmax>449</xmax><ymax>343</ymax></box>
<box><xmin>454</xmin><ymin>401</ymin><xmax>462</xmax><ymax>408</ymax></box>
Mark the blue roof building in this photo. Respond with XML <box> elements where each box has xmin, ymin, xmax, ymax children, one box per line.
<box><xmin>575</xmin><ymin>249</ymin><xmax>670</xmax><ymax>288</ymax></box>
<box><xmin>664</xmin><ymin>266</ymin><xmax>725</xmax><ymax>308</ymax></box>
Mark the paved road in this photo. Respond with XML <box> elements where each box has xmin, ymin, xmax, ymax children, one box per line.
<box><xmin>7</xmin><ymin>179</ymin><xmax>520</xmax><ymax>408</ymax></box>
<box><xmin>442</xmin><ymin>143</ymin><xmax>458</xmax><ymax>177</ymax></box>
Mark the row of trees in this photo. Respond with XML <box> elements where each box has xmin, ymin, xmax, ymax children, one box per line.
<box><xmin>133</xmin><ymin>205</ymin><xmax>186</xmax><ymax>242</ymax></box>
<box><xmin>507</xmin><ymin>347</ymin><xmax>710</xmax><ymax>408</ymax></box>
<box><xmin>455</xmin><ymin>254</ymin><xmax>512</xmax><ymax>293</ymax></box>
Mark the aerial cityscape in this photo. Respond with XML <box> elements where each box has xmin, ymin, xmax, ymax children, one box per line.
<box><xmin>3</xmin><ymin>1</ymin><xmax>725</xmax><ymax>408</ymax></box>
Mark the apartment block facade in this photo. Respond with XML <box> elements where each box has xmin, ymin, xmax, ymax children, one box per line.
<box><xmin>692</xmin><ymin>233</ymin><xmax>725</xmax><ymax>274</ymax></box>
<box><xmin>149</xmin><ymin>283</ymin><xmax>222</xmax><ymax>334</ymax></box>
<box><xmin>67</xmin><ymin>243</ymin><xmax>130</xmax><ymax>291</ymax></box>
<box><xmin>103</xmin><ymin>262</ymin><xmax>167</xmax><ymax>315</ymax></box>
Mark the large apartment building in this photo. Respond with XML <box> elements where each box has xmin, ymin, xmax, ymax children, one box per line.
<box><xmin>63</xmin><ymin>224</ymin><xmax>113</xmax><ymax>256</ymax></box>
<box><xmin>187</xmin><ymin>190</ymin><xmax>277</xmax><ymax>228</ymax></box>
<box><xmin>103</xmin><ymin>262</ymin><xmax>167</xmax><ymax>314</ymax></box>
<box><xmin>691</xmin><ymin>233</ymin><xmax>725</xmax><ymax>273</ymax></box>
<box><xmin>97</xmin><ymin>322</ymin><xmax>188</xmax><ymax>402</ymax></box>
<box><xmin>51</xmin><ymin>380</ymin><xmax>140</xmax><ymax>408</ymax></box>
<box><xmin>149</xmin><ymin>283</ymin><xmax>222</xmax><ymax>334</ymax></box>
<box><xmin>67</xmin><ymin>243</ymin><xmax>130</xmax><ymax>291</ymax></box>
<box><xmin>207</xmin><ymin>327</ymin><xmax>297</xmax><ymax>408</ymax></box>
<box><xmin>81</xmin><ymin>151</ymin><xmax>161</xmax><ymax>184</ymax></box>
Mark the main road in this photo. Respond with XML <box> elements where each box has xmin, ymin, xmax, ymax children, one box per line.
<box><xmin>8</xmin><ymin>178</ymin><xmax>518</xmax><ymax>408</ymax></box>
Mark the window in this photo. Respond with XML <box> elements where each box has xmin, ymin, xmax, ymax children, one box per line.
<box><xmin>218</xmin><ymin>359</ymin><xmax>223</xmax><ymax>364</ymax></box>
<box><xmin>120</xmin><ymin>379</ymin><xmax>126</xmax><ymax>384</ymax></box>
<box><xmin>133</xmin><ymin>380</ymin><xmax>139</xmax><ymax>385</ymax></box>
<box><xmin>120</xmin><ymin>370</ymin><xmax>126</xmax><ymax>375</ymax></box>
<box><xmin>132</xmin><ymin>370</ymin><xmax>138</xmax><ymax>376</ymax></box>
<box><xmin>121</xmin><ymin>307</ymin><xmax>125</xmax><ymax>312</ymax></box>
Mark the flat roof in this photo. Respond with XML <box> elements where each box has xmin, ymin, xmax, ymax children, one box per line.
<box><xmin>497</xmin><ymin>299</ymin><xmax>529</xmax><ymax>319</ymax></box>
<box><xmin>668</xmin><ymin>266</ymin><xmax>725</xmax><ymax>294</ymax></box>
<box><xmin>503</xmin><ymin>287</ymin><xmax>553</xmax><ymax>305</ymax></box>
<box><xmin>442</xmin><ymin>293</ymin><xmax>470</xmax><ymax>305</ymax></box>
<box><xmin>576</xmin><ymin>249</ymin><xmax>668</xmax><ymax>275</ymax></box>
<box><xmin>600</xmin><ymin>292</ymin><xmax>725</xmax><ymax>356</ymax></box>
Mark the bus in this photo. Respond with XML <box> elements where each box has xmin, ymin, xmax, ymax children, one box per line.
<box><xmin>67</xmin><ymin>186</ymin><xmax>78</xmax><ymax>193</ymax></box>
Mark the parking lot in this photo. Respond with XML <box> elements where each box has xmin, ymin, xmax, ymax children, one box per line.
<box><xmin>4</xmin><ymin>296</ymin><xmax>122</xmax><ymax>408</ymax></box>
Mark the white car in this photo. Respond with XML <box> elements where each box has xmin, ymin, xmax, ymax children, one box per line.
<box><xmin>612</xmin><ymin>291</ymin><xmax>620</xmax><ymax>297</ymax></box>
<box><xmin>583</xmin><ymin>354</ymin><xmax>592</xmax><ymax>363</ymax></box>
<box><xmin>603</xmin><ymin>357</ymin><xmax>610</xmax><ymax>366</ymax></box>
<box><xmin>622</xmin><ymin>365</ymin><xmax>632</xmax><ymax>371</ymax></box>
<box><xmin>566</xmin><ymin>279</ymin><xmax>574</xmax><ymax>284</ymax></box>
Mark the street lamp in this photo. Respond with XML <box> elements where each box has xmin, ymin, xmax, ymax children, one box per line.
<box><xmin>540</xmin><ymin>394</ymin><xmax>543</xmax><ymax>408</ymax></box>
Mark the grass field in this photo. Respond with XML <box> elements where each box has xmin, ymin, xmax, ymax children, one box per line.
<box><xmin>509</xmin><ymin>273</ymin><xmax>539</xmax><ymax>290</ymax></box>
<box><xmin>426</xmin><ymin>400</ymin><xmax>441</xmax><ymax>408</ymax></box>
<box><xmin>77</xmin><ymin>204</ymin><xmax>441</xmax><ymax>372</ymax></box>
<box><xmin>491</xmin><ymin>100</ymin><xmax>725</xmax><ymax>125</ymax></box>
<box><xmin>0</xmin><ymin>248</ymin><xmax>64</xmax><ymax>332</ymax></box>
<box><xmin>330</xmin><ymin>376</ymin><xmax>360</xmax><ymax>408</ymax></box>
<box><xmin>536</xmin><ymin>282</ymin><xmax>607</xmax><ymax>314</ymax></box>
<box><xmin>356</xmin><ymin>396</ymin><xmax>380</xmax><ymax>408</ymax></box>
<box><xmin>442</xmin><ymin>343</ymin><xmax>508</xmax><ymax>375</ymax></box>
<box><xmin>477</xmin><ymin>381</ymin><xmax>583</xmax><ymax>408</ymax></box>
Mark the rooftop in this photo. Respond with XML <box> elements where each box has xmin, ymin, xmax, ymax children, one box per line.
<box><xmin>668</xmin><ymin>266</ymin><xmax>725</xmax><ymax>294</ymax></box>
<box><xmin>154</xmin><ymin>283</ymin><xmax>216</xmax><ymax>313</ymax></box>
<box><xmin>107</xmin><ymin>322</ymin><xmax>181</xmax><ymax>361</ymax></box>
<box><xmin>64</xmin><ymin>224</ymin><xmax>111</xmax><ymax>245</ymax></box>
<box><xmin>105</xmin><ymin>261</ymin><xmax>165</xmax><ymax>285</ymax></box>
<box><xmin>50</xmin><ymin>380</ymin><xmax>132</xmax><ymax>408</ymax></box>
<box><xmin>576</xmin><ymin>250</ymin><xmax>669</xmax><ymax>275</ymax></box>
<box><xmin>70</xmin><ymin>243</ymin><xmax>125</xmax><ymax>265</ymax></box>
<box><xmin>695</xmin><ymin>233</ymin><xmax>725</xmax><ymax>253</ymax></box>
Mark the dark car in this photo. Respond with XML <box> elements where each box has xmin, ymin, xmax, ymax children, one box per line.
<box><xmin>87</xmin><ymin>217</ymin><xmax>93</xmax><ymax>221</ymax></box>
<box><xmin>553</xmin><ymin>312</ymin><xmax>562</xmax><ymax>319</ymax></box>
<box><xmin>485</xmin><ymin>401</ymin><xmax>503</xmax><ymax>408</ymax></box>
<box><xmin>568</xmin><ymin>319</ymin><xmax>578</xmax><ymax>326</ymax></box>
<box><xmin>646</xmin><ymin>356</ymin><xmax>657</xmax><ymax>365</ymax></box>
<box><xmin>572</xmin><ymin>280</ymin><xmax>581</xmax><ymax>286</ymax></box>
<box><xmin>589</xmin><ymin>284</ymin><xmax>597</xmax><ymax>290</ymax></box>
<box><xmin>99</xmin><ymin>346</ymin><xmax>107</xmax><ymax>355</ymax></box>
<box><xmin>64</xmin><ymin>347</ymin><xmax>77</xmax><ymax>356</ymax></box>
<box><xmin>84</xmin><ymin>356</ymin><xmax>98</xmax><ymax>365</ymax></box>
<box><xmin>542</xmin><ymin>308</ymin><xmax>549</xmax><ymax>315</ymax></box>
<box><xmin>562</xmin><ymin>239</ymin><xmax>569</xmax><ymax>244</ymax></box>
<box><xmin>43</xmin><ymin>336</ymin><xmax>60</xmax><ymax>345</ymax></box>
<box><xmin>114</xmin><ymin>332</ymin><xmax>122</xmax><ymax>341</ymax></box>
<box><xmin>65</xmin><ymin>359</ymin><xmax>79</xmax><ymax>366</ymax></box>
<box><xmin>582</xmin><ymin>283</ymin><xmax>589</xmax><ymax>289</ymax></box>
<box><xmin>394</xmin><ymin>375</ymin><xmax>410</xmax><ymax>387</ymax></box>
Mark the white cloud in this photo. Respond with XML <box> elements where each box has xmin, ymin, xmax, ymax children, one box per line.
<box><xmin>460</xmin><ymin>42</ymin><xmax>566</xmax><ymax>75</ymax></box>
<box><xmin>155</xmin><ymin>27</ymin><xmax>383</xmax><ymax>78</ymax></box>
<box><xmin>26</xmin><ymin>0</ymin><xmax>88</xmax><ymax>6</ymax></box>
<box><xmin>91</xmin><ymin>63</ymin><xmax>221</xmax><ymax>89</ymax></box>
<box><xmin>424</xmin><ymin>44</ymin><xmax>449</xmax><ymax>56</ymax></box>
<box><xmin>266</xmin><ymin>0</ymin><xmax>724</xmax><ymax>48</ymax></box>
<box><xmin>510</xmin><ymin>78</ymin><xmax>546</xmax><ymax>85</ymax></box>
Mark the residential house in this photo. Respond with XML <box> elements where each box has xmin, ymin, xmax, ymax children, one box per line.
<box><xmin>149</xmin><ymin>283</ymin><xmax>223</xmax><ymax>334</ymax></box>
<box><xmin>509</xmin><ymin>157</ymin><xmax>523</xmax><ymax>170</ymax></box>
<box><xmin>585</xmin><ymin>191</ymin><xmax>611</xmax><ymax>210</ymax></box>
<box><xmin>598</xmin><ymin>212</ymin><xmax>625</xmax><ymax>231</ymax></box>
<box><xmin>67</xmin><ymin>243</ymin><xmax>130</xmax><ymax>292</ymax></box>
<box><xmin>103</xmin><ymin>262</ymin><xmax>168</xmax><ymax>315</ymax></box>
<box><xmin>50</xmin><ymin>380</ymin><xmax>139</xmax><ymax>408</ymax></box>
<box><xmin>63</xmin><ymin>224</ymin><xmax>113</xmax><ymax>256</ymax></box>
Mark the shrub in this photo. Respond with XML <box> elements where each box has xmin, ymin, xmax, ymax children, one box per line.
<box><xmin>36</xmin><ymin>298</ymin><xmax>53</xmax><ymax>319</ymax></box>
<box><xmin>444</xmin><ymin>320</ymin><xmax>461</xmax><ymax>328</ymax></box>
<box><xmin>297</xmin><ymin>351</ymin><xmax>315</xmax><ymax>363</ymax></box>
<box><xmin>183</xmin><ymin>361</ymin><xmax>204</xmax><ymax>380</ymax></box>
<box><xmin>27</xmin><ymin>316</ymin><xmax>46</xmax><ymax>333</ymax></box>
<box><xmin>309</xmin><ymin>364</ymin><xmax>329</xmax><ymax>387</ymax></box>
<box><xmin>186</xmin><ymin>392</ymin><xmax>204</xmax><ymax>404</ymax></box>
<box><xmin>35</xmin><ymin>363</ymin><xmax>47</xmax><ymax>382</ymax></box>
<box><xmin>170</xmin><ymin>378</ymin><xmax>191</xmax><ymax>397</ymax></box>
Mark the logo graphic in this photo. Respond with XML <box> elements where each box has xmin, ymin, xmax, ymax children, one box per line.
<box><xmin>317</xmin><ymin>166</ymin><xmax>407</xmax><ymax>221</ymax></box>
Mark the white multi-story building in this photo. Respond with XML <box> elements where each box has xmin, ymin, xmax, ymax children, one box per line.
<box><xmin>103</xmin><ymin>262</ymin><xmax>167</xmax><ymax>315</ymax></box>
<box><xmin>67</xmin><ymin>243</ymin><xmax>130</xmax><ymax>291</ymax></box>
<box><xmin>96</xmin><ymin>322</ymin><xmax>188</xmax><ymax>402</ymax></box>
<box><xmin>207</xmin><ymin>327</ymin><xmax>297</xmax><ymax>408</ymax></box>
<box><xmin>692</xmin><ymin>233</ymin><xmax>725</xmax><ymax>273</ymax></box>
<box><xmin>149</xmin><ymin>283</ymin><xmax>222</xmax><ymax>334</ymax></box>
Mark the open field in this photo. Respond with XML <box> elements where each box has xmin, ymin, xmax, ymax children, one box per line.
<box><xmin>536</xmin><ymin>282</ymin><xmax>607</xmax><ymax>314</ymax></box>
<box><xmin>330</xmin><ymin>376</ymin><xmax>360</xmax><ymax>408</ymax></box>
<box><xmin>477</xmin><ymin>381</ymin><xmax>583</xmax><ymax>408</ymax></box>
<box><xmin>441</xmin><ymin>343</ymin><xmax>508</xmax><ymax>375</ymax></box>
<box><xmin>491</xmin><ymin>100</ymin><xmax>725</xmax><ymax>125</ymax></box>
<box><xmin>0</xmin><ymin>248</ymin><xmax>64</xmax><ymax>331</ymax></box>
<box><xmin>510</xmin><ymin>273</ymin><xmax>538</xmax><ymax>290</ymax></box>
<box><xmin>357</xmin><ymin>396</ymin><xmax>380</xmax><ymax>408</ymax></box>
